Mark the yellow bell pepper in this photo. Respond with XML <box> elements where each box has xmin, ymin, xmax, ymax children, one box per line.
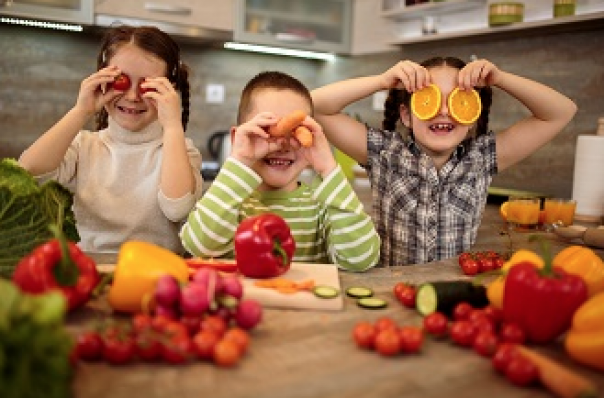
<box><xmin>486</xmin><ymin>249</ymin><xmax>544</xmax><ymax>309</ymax></box>
<box><xmin>108</xmin><ymin>241</ymin><xmax>189</xmax><ymax>313</ymax></box>
<box><xmin>553</xmin><ymin>246</ymin><xmax>604</xmax><ymax>297</ymax></box>
<box><xmin>565</xmin><ymin>291</ymin><xmax>604</xmax><ymax>372</ymax></box>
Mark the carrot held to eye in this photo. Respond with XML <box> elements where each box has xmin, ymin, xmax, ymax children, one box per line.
<box><xmin>268</xmin><ymin>110</ymin><xmax>307</xmax><ymax>137</ymax></box>
<box><xmin>293</xmin><ymin>126</ymin><xmax>313</xmax><ymax>147</ymax></box>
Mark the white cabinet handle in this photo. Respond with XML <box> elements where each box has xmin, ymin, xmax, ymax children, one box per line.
<box><xmin>144</xmin><ymin>3</ymin><xmax>191</xmax><ymax>15</ymax></box>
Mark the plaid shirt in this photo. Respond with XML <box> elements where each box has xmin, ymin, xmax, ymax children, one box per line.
<box><xmin>366</xmin><ymin>128</ymin><xmax>497</xmax><ymax>267</ymax></box>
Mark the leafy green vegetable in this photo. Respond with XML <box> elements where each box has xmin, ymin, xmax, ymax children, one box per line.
<box><xmin>0</xmin><ymin>279</ymin><xmax>74</xmax><ymax>398</ymax></box>
<box><xmin>0</xmin><ymin>158</ymin><xmax>79</xmax><ymax>277</ymax></box>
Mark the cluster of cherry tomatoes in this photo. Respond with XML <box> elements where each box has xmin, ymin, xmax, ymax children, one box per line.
<box><xmin>427</xmin><ymin>302</ymin><xmax>539</xmax><ymax>387</ymax></box>
<box><xmin>393</xmin><ymin>282</ymin><xmax>416</xmax><ymax>308</ymax></box>
<box><xmin>74</xmin><ymin>313</ymin><xmax>252</xmax><ymax>367</ymax></box>
<box><xmin>351</xmin><ymin>317</ymin><xmax>424</xmax><ymax>356</ymax></box>
<box><xmin>457</xmin><ymin>251</ymin><xmax>507</xmax><ymax>276</ymax></box>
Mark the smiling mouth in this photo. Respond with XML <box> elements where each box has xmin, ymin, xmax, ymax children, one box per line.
<box><xmin>117</xmin><ymin>105</ymin><xmax>145</xmax><ymax>114</ymax></box>
<box><xmin>429</xmin><ymin>123</ymin><xmax>455</xmax><ymax>133</ymax></box>
<box><xmin>264</xmin><ymin>158</ymin><xmax>294</xmax><ymax>167</ymax></box>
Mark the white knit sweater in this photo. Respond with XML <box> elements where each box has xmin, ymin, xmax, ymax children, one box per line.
<box><xmin>29</xmin><ymin>117</ymin><xmax>203</xmax><ymax>254</ymax></box>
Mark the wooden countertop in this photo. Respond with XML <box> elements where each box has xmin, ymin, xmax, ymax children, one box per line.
<box><xmin>70</xmin><ymin>204</ymin><xmax>604</xmax><ymax>398</ymax></box>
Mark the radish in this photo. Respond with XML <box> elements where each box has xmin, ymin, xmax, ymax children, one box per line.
<box><xmin>191</xmin><ymin>268</ymin><xmax>224</xmax><ymax>296</ymax></box>
<box><xmin>154</xmin><ymin>303</ymin><xmax>179</xmax><ymax>319</ymax></box>
<box><xmin>221</xmin><ymin>275</ymin><xmax>243</xmax><ymax>300</ymax></box>
<box><xmin>235</xmin><ymin>299</ymin><xmax>263</xmax><ymax>330</ymax></box>
<box><xmin>180</xmin><ymin>283</ymin><xmax>211</xmax><ymax>316</ymax></box>
<box><xmin>154</xmin><ymin>274</ymin><xmax>181</xmax><ymax>308</ymax></box>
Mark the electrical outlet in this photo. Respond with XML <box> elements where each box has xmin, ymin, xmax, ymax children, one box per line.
<box><xmin>206</xmin><ymin>84</ymin><xmax>225</xmax><ymax>104</ymax></box>
<box><xmin>372</xmin><ymin>91</ymin><xmax>387</xmax><ymax>111</ymax></box>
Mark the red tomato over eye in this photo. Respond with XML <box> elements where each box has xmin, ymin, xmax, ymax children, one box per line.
<box><xmin>138</xmin><ymin>81</ymin><xmax>156</xmax><ymax>95</ymax></box>
<box><xmin>110</xmin><ymin>73</ymin><xmax>131</xmax><ymax>91</ymax></box>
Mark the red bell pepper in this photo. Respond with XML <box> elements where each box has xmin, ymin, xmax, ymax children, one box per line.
<box><xmin>12</xmin><ymin>225</ymin><xmax>100</xmax><ymax>311</ymax></box>
<box><xmin>235</xmin><ymin>213</ymin><xmax>296</xmax><ymax>279</ymax></box>
<box><xmin>503</xmin><ymin>246</ymin><xmax>588</xmax><ymax>344</ymax></box>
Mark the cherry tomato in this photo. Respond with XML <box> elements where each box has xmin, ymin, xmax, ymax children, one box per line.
<box><xmin>452</xmin><ymin>302</ymin><xmax>474</xmax><ymax>321</ymax></box>
<box><xmin>374</xmin><ymin>329</ymin><xmax>401</xmax><ymax>357</ymax></box>
<box><xmin>222</xmin><ymin>327</ymin><xmax>250</xmax><ymax>355</ymax></box>
<box><xmin>472</xmin><ymin>331</ymin><xmax>499</xmax><ymax>357</ymax></box>
<box><xmin>449</xmin><ymin>320</ymin><xmax>476</xmax><ymax>347</ymax></box>
<box><xmin>398</xmin><ymin>326</ymin><xmax>423</xmax><ymax>353</ymax></box>
<box><xmin>151</xmin><ymin>314</ymin><xmax>173</xmax><ymax>332</ymax></box>
<box><xmin>213</xmin><ymin>339</ymin><xmax>241</xmax><ymax>367</ymax></box>
<box><xmin>478</xmin><ymin>257</ymin><xmax>496</xmax><ymax>273</ymax></box>
<box><xmin>74</xmin><ymin>331</ymin><xmax>104</xmax><ymax>361</ymax></box>
<box><xmin>110</xmin><ymin>73</ymin><xmax>131</xmax><ymax>91</ymax></box>
<box><xmin>352</xmin><ymin>321</ymin><xmax>377</xmax><ymax>349</ymax></box>
<box><xmin>482</xmin><ymin>305</ymin><xmax>504</xmax><ymax>326</ymax></box>
<box><xmin>422</xmin><ymin>312</ymin><xmax>449</xmax><ymax>337</ymax></box>
<box><xmin>499</xmin><ymin>322</ymin><xmax>527</xmax><ymax>345</ymax></box>
<box><xmin>493</xmin><ymin>257</ymin><xmax>505</xmax><ymax>269</ymax></box>
<box><xmin>192</xmin><ymin>330</ymin><xmax>221</xmax><ymax>360</ymax></box>
<box><xmin>492</xmin><ymin>343</ymin><xmax>519</xmax><ymax>373</ymax></box>
<box><xmin>374</xmin><ymin>316</ymin><xmax>398</xmax><ymax>333</ymax></box>
<box><xmin>394</xmin><ymin>284</ymin><xmax>416</xmax><ymax>308</ymax></box>
<box><xmin>138</xmin><ymin>79</ymin><xmax>157</xmax><ymax>95</ymax></box>
<box><xmin>180</xmin><ymin>314</ymin><xmax>203</xmax><ymax>336</ymax></box>
<box><xmin>460</xmin><ymin>258</ymin><xmax>480</xmax><ymax>275</ymax></box>
<box><xmin>134</xmin><ymin>331</ymin><xmax>162</xmax><ymax>361</ymax></box>
<box><xmin>131</xmin><ymin>313</ymin><xmax>153</xmax><ymax>334</ymax></box>
<box><xmin>163</xmin><ymin>321</ymin><xmax>189</xmax><ymax>339</ymax></box>
<box><xmin>102</xmin><ymin>336</ymin><xmax>135</xmax><ymax>365</ymax></box>
<box><xmin>458</xmin><ymin>252</ymin><xmax>473</xmax><ymax>266</ymax></box>
<box><xmin>201</xmin><ymin>315</ymin><xmax>228</xmax><ymax>337</ymax></box>
<box><xmin>162</xmin><ymin>334</ymin><xmax>193</xmax><ymax>364</ymax></box>
<box><xmin>505</xmin><ymin>355</ymin><xmax>539</xmax><ymax>386</ymax></box>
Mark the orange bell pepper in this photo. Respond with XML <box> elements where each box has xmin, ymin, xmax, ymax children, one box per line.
<box><xmin>486</xmin><ymin>249</ymin><xmax>544</xmax><ymax>309</ymax></box>
<box><xmin>565</xmin><ymin>291</ymin><xmax>604</xmax><ymax>372</ymax></box>
<box><xmin>553</xmin><ymin>245</ymin><xmax>604</xmax><ymax>297</ymax></box>
<box><xmin>108</xmin><ymin>241</ymin><xmax>189</xmax><ymax>313</ymax></box>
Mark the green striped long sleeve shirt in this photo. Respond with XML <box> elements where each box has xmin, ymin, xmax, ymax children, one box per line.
<box><xmin>180</xmin><ymin>157</ymin><xmax>380</xmax><ymax>272</ymax></box>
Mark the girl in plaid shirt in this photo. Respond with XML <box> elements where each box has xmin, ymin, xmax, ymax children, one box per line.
<box><xmin>311</xmin><ymin>57</ymin><xmax>576</xmax><ymax>267</ymax></box>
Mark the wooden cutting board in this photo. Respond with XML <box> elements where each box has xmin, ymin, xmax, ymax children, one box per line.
<box><xmin>241</xmin><ymin>263</ymin><xmax>344</xmax><ymax>311</ymax></box>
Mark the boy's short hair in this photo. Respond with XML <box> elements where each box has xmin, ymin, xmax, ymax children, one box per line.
<box><xmin>237</xmin><ymin>71</ymin><xmax>313</xmax><ymax>124</ymax></box>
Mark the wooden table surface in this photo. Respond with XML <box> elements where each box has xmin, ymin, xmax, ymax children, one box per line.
<box><xmin>70</xmin><ymin>204</ymin><xmax>604</xmax><ymax>398</ymax></box>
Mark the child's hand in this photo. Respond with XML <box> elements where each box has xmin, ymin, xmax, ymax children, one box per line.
<box><xmin>296</xmin><ymin>117</ymin><xmax>337</xmax><ymax>178</ymax></box>
<box><xmin>380</xmin><ymin>60</ymin><xmax>431</xmax><ymax>93</ymax></box>
<box><xmin>458</xmin><ymin>59</ymin><xmax>502</xmax><ymax>90</ymax></box>
<box><xmin>74</xmin><ymin>66</ymin><xmax>122</xmax><ymax>116</ymax></box>
<box><xmin>140</xmin><ymin>77</ymin><xmax>182</xmax><ymax>131</ymax></box>
<box><xmin>231</xmin><ymin>112</ymin><xmax>285</xmax><ymax>167</ymax></box>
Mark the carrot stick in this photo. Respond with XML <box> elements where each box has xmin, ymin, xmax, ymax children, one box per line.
<box><xmin>293</xmin><ymin>126</ymin><xmax>313</xmax><ymax>147</ymax></box>
<box><xmin>517</xmin><ymin>346</ymin><xmax>599</xmax><ymax>398</ymax></box>
<box><xmin>268</xmin><ymin>110</ymin><xmax>307</xmax><ymax>137</ymax></box>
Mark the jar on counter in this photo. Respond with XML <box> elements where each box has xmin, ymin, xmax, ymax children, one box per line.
<box><xmin>554</xmin><ymin>0</ymin><xmax>576</xmax><ymax>17</ymax></box>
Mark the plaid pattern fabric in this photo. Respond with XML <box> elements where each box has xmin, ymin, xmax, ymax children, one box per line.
<box><xmin>366</xmin><ymin>128</ymin><xmax>497</xmax><ymax>267</ymax></box>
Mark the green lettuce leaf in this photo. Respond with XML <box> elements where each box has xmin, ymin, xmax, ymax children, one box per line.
<box><xmin>0</xmin><ymin>159</ymin><xmax>79</xmax><ymax>278</ymax></box>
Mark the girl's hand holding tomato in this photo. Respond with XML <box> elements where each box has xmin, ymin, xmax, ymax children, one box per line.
<box><xmin>139</xmin><ymin>76</ymin><xmax>183</xmax><ymax>132</ymax></box>
<box><xmin>74</xmin><ymin>66</ymin><xmax>124</xmax><ymax>117</ymax></box>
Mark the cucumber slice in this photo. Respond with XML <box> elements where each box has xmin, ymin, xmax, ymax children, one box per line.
<box><xmin>346</xmin><ymin>286</ymin><xmax>374</xmax><ymax>298</ymax></box>
<box><xmin>415</xmin><ymin>281</ymin><xmax>488</xmax><ymax>316</ymax></box>
<box><xmin>357</xmin><ymin>297</ymin><xmax>388</xmax><ymax>309</ymax></box>
<box><xmin>313</xmin><ymin>285</ymin><xmax>340</xmax><ymax>299</ymax></box>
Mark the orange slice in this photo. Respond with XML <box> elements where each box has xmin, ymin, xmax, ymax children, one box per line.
<box><xmin>411</xmin><ymin>84</ymin><xmax>441</xmax><ymax>120</ymax></box>
<box><xmin>499</xmin><ymin>201</ymin><xmax>509</xmax><ymax>221</ymax></box>
<box><xmin>448</xmin><ymin>87</ymin><xmax>482</xmax><ymax>125</ymax></box>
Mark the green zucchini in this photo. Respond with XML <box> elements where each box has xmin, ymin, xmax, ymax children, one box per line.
<box><xmin>357</xmin><ymin>297</ymin><xmax>388</xmax><ymax>309</ymax></box>
<box><xmin>345</xmin><ymin>286</ymin><xmax>374</xmax><ymax>298</ymax></box>
<box><xmin>415</xmin><ymin>281</ymin><xmax>488</xmax><ymax>316</ymax></box>
<box><xmin>313</xmin><ymin>285</ymin><xmax>340</xmax><ymax>299</ymax></box>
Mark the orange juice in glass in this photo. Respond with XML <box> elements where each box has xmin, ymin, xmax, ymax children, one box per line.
<box><xmin>507</xmin><ymin>197</ymin><xmax>540</xmax><ymax>230</ymax></box>
<box><xmin>544</xmin><ymin>198</ymin><xmax>576</xmax><ymax>227</ymax></box>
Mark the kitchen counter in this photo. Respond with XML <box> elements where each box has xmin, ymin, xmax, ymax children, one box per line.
<box><xmin>70</xmin><ymin>204</ymin><xmax>604</xmax><ymax>398</ymax></box>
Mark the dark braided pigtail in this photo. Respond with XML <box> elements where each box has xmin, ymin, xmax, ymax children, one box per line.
<box><xmin>175</xmin><ymin>62</ymin><xmax>191</xmax><ymax>131</ymax></box>
<box><xmin>382</xmin><ymin>88</ymin><xmax>408</xmax><ymax>131</ymax></box>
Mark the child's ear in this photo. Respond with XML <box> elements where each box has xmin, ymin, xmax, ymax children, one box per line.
<box><xmin>399</xmin><ymin>104</ymin><xmax>412</xmax><ymax>128</ymax></box>
<box><xmin>229</xmin><ymin>126</ymin><xmax>237</xmax><ymax>144</ymax></box>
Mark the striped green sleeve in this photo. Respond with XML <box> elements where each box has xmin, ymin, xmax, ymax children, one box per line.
<box><xmin>313</xmin><ymin>166</ymin><xmax>380</xmax><ymax>272</ymax></box>
<box><xmin>180</xmin><ymin>158</ymin><xmax>261</xmax><ymax>258</ymax></box>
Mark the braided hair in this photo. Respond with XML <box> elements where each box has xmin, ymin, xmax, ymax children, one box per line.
<box><xmin>382</xmin><ymin>57</ymin><xmax>492</xmax><ymax>139</ymax></box>
<box><xmin>95</xmin><ymin>25</ymin><xmax>191</xmax><ymax>131</ymax></box>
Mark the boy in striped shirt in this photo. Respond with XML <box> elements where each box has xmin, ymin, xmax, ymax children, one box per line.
<box><xmin>180</xmin><ymin>71</ymin><xmax>380</xmax><ymax>272</ymax></box>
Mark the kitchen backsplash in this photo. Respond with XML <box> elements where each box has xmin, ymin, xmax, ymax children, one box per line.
<box><xmin>1</xmin><ymin>23</ymin><xmax>603</xmax><ymax>198</ymax></box>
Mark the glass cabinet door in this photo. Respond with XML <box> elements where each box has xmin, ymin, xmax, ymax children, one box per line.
<box><xmin>235</xmin><ymin>0</ymin><xmax>351</xmax><ymax>53</ymax></box>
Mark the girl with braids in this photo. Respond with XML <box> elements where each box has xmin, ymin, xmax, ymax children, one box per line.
<box><xmin>19</xmin><ymin>25</ymin><xmax>203</xmax><ymax>254</ymax></box>
<box><xmin>312</xmin><ymin>58</ymin><xmax>576</xmax><ymax>267</ymax></box>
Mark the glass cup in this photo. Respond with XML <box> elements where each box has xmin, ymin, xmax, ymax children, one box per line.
<box><xmin>507</xmin><ymin>196</ymin><xmax>540</xmax><ymax>231</ymax></box>
<box><xmin>543</xmin><ymin>198</ymin><xmax>577</xmax><ymax>229</ymax></box>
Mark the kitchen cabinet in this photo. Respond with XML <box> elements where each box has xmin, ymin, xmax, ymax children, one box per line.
<box><xmin>381</xmin><ymin>0</ymin><xmax>604</xmax><ymax>45</ymax></box>
<box><xmin>234</xmin><ymin>0</ymin><xmax>352</xmax><ymax>54</ymax></box>
<box><xmin>94</xmin><ymin>0</ymin><xmax>233</xmax><ymax>40</ymax></box>
<box><xmin>0</xmin><ymin>0</ymin><xmax>93</xmax><ymax>25</ymax></box>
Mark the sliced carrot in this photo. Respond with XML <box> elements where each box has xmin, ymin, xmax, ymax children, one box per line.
<box><xmin>295</xmin><ymin>279</ymin><xmax>315</xmax><ymax>290</ymax></box>
<box><xmin>253</xmin><ymin>278</ymin><xmax>316</xmax><ymax>294</ymax></box>
<box><xmin>516</xmin><ymin>346</ymin><xmax>599</xmax><ymax>398</ymax></box>
<box><xmin>275</xmin><ymin>286</ymin><xmax>300</xmax><ymax>294</ymax></box>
